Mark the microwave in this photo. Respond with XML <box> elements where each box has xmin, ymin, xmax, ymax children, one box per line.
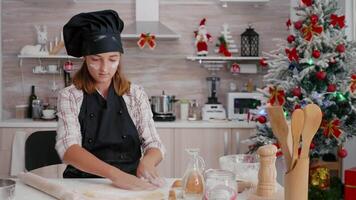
<box><xmin>227</xmin><ymin>92</ymin><xmax>263</xmax><ymax>121</ymax></box>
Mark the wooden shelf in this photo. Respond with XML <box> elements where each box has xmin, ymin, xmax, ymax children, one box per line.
<box><xmin>186</xmin><ymin>56</ymin><xmax>263</xmax><ymax>62</ymax></box>
<box><xmin>18</xmin><ymin>55</ymin><xmax>80</xmax><ymax>59</ymax></box>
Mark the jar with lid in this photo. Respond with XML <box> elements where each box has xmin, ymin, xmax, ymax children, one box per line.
<box><xmin>204</xmin><ymin>169</ymin><xmax>237</xmax><ymax>200</ymax></box>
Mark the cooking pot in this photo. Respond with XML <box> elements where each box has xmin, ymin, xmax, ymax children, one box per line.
<box><xmin>0</xmin><ymin>179</ymin><xmax>16</xmax><ymax>200</ymax></box>
<box><xmin>150</xmin><ymin>91</ymin><xmax>177</xmax><ymax>114</ymax></box>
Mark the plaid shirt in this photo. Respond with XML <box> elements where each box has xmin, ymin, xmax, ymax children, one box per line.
<box><xmin>55</xmin><ymin>84</ymin><xmax>165</xmax><ymax>160</ymax></box>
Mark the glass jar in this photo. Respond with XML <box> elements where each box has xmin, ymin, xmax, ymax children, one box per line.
<box><xmin>188</xmin><ymin>100</ymin><xmax>200</xmax><ymax>121</ymax></box>
<box><xmin>182</xmin><ymin>148</ymin><xmax>206</xmax><ymax>200</ymax></box>
<box><xmin>204</xmin><ymin>169</ymin><xmax>237</xmax><ymax>200</ymax></box>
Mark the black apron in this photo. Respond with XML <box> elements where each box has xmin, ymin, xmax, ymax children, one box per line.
<box><xmin>63</xmin><ymin>84</ymin><xmax>142</xmax><ymax>178</ymax></box>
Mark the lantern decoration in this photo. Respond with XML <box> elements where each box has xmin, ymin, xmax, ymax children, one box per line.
<box><xmin>240</xmin><ymin>25</ymin><xmax>259</xmax><ymax>57</ymax></box>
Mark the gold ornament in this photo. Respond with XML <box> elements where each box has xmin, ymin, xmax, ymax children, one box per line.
<box><xmin>309</xmin><ymin>167</ymin><xmax>330</xmax><ymax>190</ymax></box>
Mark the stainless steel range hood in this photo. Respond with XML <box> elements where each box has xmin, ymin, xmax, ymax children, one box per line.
<box><xmin>121</xmin><ymin>0</ymin><xmax>180</xmax><ymax>40</ymax></box>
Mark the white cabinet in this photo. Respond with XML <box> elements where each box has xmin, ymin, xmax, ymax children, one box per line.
<box><xmin>156</xmin><ymin>128</ymin><xmax>175</xmax><ymax>178</ymax></box>
<box><xmin>231</xmin><ymin>128</ymin><xmax>257</xmax><ymax>154</ymax></box>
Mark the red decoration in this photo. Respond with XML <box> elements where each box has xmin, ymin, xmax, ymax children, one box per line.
<box><xmin>301</xmin><ymin>23</ymin><xmax>323</xmax><ymax>41</ymax></box>
<box><xmin>330</xmin><ymin>14</ymin><xmax>345</xmax><ymax>29</ymax></box>
<box><xmin>327</xmin><ymin>84</ymin><xmax>337</xmax><ymax>92</ymax></box>
<box><xmin>218</xmin><ymin>43</ymin><xmax>232</xmax><ymax>57</ymax></box>
<box><xmin>338</xmin><ymin>148</ymin><xmax>348</xmax><ymax>158</ymax></box>
<box><xmin>310</xmin><ymin>142</ymin><xmax>315</xmax><ymax>149</ymax></box>
<box><xmin>285</xmin><ymin>48</ymin><xmax>299</xmax><ymax>62</ymax></box>
<box><xmin>321</xmin><ymin>119</ymin><xmax>342</xmax><ymax>138</ymax></box>
<box><xmin>345</xmin><ymin>167</ymin><xmax>356</xmax><ymax>200</ymax></box>
<box><xmin>137</xmin><ymin>33</ymin><xmax>156</xmax><ymax>49</ymax></box>
<box><xmin>287</xmin><ymin>35</ymin><xmax>296</xmax><ymax>43</ymax></box>
<box><xmin>294</xmin><ymin>104</ymin><xmax>301</xmax><ymax>110</ymax></box>
<box><xmin>292</xmin><ymin>87</ymin><xmax>302</xmax><ymax>97</ymax></box>
<box><xmin>336</xmin><ymin>44</ymin><xmax>345</xmax><ymax>53</ymax></box>
<box><xmin>231</xmin><ymin>63</ymin><xmax>240</xmax><ymax>74</ymax></box>
<box><xmin>312</xmin><ymin>50</ymin><xmax>321</xmax><ymax>58</ymax></box>
<box><xmin>350</xmin><ymin>74</ymin><xmax>356</xmax><ymax>93</ymax></box>
<box><xmin>286</xmin><ymin>19</ymin><xmax>292</xmax><ymax>29</ymax></box>
<box><xmin>301</xmin><ymin>0</ymin><xmax>313</xmax><ymax>6</ymax></box>
<box><xmin>268</xmin><ymin>86</ymin><xmax>286</xmax><ymax>106</ymax></box>
<box><xmin>257</xmin><ymin>115</ymin><xmax>267</xmax><ymax>124</ymax></box>
<box><xmin>294</xmin><ymin>21</ymin><xmax>303</xmax><ymax>30</ymax></box>
<box><xmin>259</xmin><ymin>58</ymin><xmax>268</xmax><ymax>67</ymax></box>
<box><xmin>316</xmin><ymin>71</ymin><xmax>327</xmax><ymax>80</ymax></box>
<box><xmin>310</xmin><ymin>14</ymin><xmax>319</xmax><ymax>25</ymax></box>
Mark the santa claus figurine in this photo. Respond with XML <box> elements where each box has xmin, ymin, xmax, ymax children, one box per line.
<box><xmin>194</xmin><ymin>18</ymin><xmax>212</xmax><ymax>56</ymax></box>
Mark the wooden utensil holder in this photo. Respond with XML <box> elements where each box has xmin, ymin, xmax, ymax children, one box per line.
<box><xmin>285</xmin><ymin>158</ymin><xmax>309</xmax><ymax>200</ymax></box>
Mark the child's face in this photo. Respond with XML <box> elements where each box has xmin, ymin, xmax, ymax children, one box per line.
<box><xmin>85</xmin><ymin>52</ymin><xmax>121</xmax><ymax>84</ymax></box>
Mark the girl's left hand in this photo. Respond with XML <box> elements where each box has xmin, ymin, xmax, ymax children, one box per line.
<box><xmin>137</xmin><ymin>158</ymin><xmax>164</xmax><ymax>187</ymax></box>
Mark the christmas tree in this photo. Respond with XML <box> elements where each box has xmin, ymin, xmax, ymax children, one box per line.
<box><xmin>248</xmin><ymin>0</ymin><xmax>356</xmax><ymax>161</ymax></box>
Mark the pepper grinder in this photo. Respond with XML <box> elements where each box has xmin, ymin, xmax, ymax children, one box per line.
<box><xmin>248</xmin><ymin>144</ymin><xmax>283</xmax><ymax>200</ymax></box>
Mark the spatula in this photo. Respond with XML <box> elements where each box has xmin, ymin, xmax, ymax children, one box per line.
<box><xmin>300</xmin><ymin>104</ymin><xmax>322</xmax><ymax>159</ymax></box>
<box><xmin>290</xmin><ymin>109</ymin><xmax>305</xmax><ymax>171</ymax></box>
<box><xmin>267</xmin><ymin>106</ymin><xmax>292</xmax><ymax>169</ymax></box>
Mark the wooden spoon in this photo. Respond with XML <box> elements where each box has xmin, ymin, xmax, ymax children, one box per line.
<box><xmin>266</xmin><ymin>106</ymin><xmax>292</xmax><ymax>169</ymax></box>
<box><xmin>290</xmin><ymin>109</ymin><xmax>305</xmax><ymax>171</ymax></box>
<box><xmin>300</xmin><ymin>104</ymin><xmax>322</xmax><ymax>159</ymax></box>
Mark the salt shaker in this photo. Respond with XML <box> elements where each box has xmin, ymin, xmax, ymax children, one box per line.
<box><xmin>256</xmin><ymin>144</ymin><xmax>277</xmax><ymax>197</ymax></box>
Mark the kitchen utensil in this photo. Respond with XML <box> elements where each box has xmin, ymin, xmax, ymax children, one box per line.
<box><xmin>0</xmin><ymin>179</ymin><xmax>15</xmax><ymax>200</ymax></box>
<box><xmin>290</xmin><ymin>109</ymin><xmax>305</xmax><ymax>170</ymax></box>
<box><xmin>300</xmin><ymin>104</ymin><xmax>322</xmax><ymax>159</ymax></box>
<box><xmin>266</xmin><ymin>106</ymin><xmax>292</xmax><ymax>168</ymax></box>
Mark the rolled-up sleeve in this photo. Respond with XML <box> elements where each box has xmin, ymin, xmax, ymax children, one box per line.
<box><xmin>55</xmin><ymin>88</ymin><xmax>82</xmax><ymax>160</ymax></box>
<box><xmin>136</xmin><ymin>86</ymin><xmax>166</xmax><ymax>158</ymax></box>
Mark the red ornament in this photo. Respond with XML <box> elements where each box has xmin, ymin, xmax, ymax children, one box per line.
<box><xmin>330</xmin><ymin>14</ymin><xmax>345</xmax><ymax>29</ymax></box>
<box><xmin>350</xmin><ymin>74</ymin><xmax>356</xmax><ymax>93</ymax></box>
<box><xmin>259</xmin><ymin>58</ymin><xmax>268</xmax><ymax>67</ymax></box>
<box><xmin>294</xmin><ymin>104</ymin><xmax>301</xmax><ymax>110</ymax></box>
<box><xmin>336</xmin><ymin>44</ymin><xmax>345</xmax><ymax>53</ymax></box>
<box><xmin>292</xmin><ymin>87</ymin><xmax>302</xmax><ymax>97</ymax></box>
<box><xmin>338</xmin><ymin>148</ymin><xmax>348</xmax><ymax>158</ymax></box>
<box><xmin>316</xmin><ymin>71</ymin><xmax>327</xmax><ymax>80</ymax></box>
<box><xmin>257</xmin><ymin>115</ymin><xmax>267</xmax><ymax>124</ymax></box>
<box><xmin>286</xmin><ymin>19</ymin><xmax>292</xmax><ymax>29</ymax></box>
<box><xmin>321</xmin><ymin>119</ymin><xmax>342</xmax><ymax>138</ymax></box>
<box><xmin>268</xmin><ymin>86</ymin><xmax>286</xmax><ymax>106</ymax></box>
<box><xmin>231</xmin><ymin>63</ymin><xmax>240</xmax><ymax>74</ymax></box>
<box><xmin>327</xmin><ymin>84</ymin><xmax>337</xmax><ymax>92</ymax></box>
<box><xmin>310</xmin><ymin>14</ymin><xmax>319</xmax><ymax>25</ymax></box>
<box><xmin>310</xmin><ymin>142</ymin><xmax>315</xmax><ymax>149</ymax></box>
<box><xmin>287</xmin><ymin>35</ymin><xmax>296</xmax><ymax>43</ymax></box>
<box><xmin>285</xmin><ymin>48</ymin><xmax>299</xmax><ymax>62</ymax></box>
<box><xmin>312</xmin><ymin>50</ymin><xmax>321</xmax><ymax>58</ymax></box>
<box><xmin>294</xmin><ymin>21</ymin><xmax>303</xmax><ymax>30</ymax></box>
<box><xmin>301</xmin><ymin>0</ymin><xmax>313</xmax><ymax>6</ymax></box>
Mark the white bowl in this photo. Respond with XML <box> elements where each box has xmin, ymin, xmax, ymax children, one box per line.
<box><xmin>219</xmin><ymin>154</ymin><xmax>259</xmax><ymax>182</ymax></box>
<box><xmin>42</xmin><ymin>109</ymin><xmax>56</xmax><ymax>118</ymax></box>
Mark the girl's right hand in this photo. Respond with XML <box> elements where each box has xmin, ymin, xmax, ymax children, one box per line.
<box><xmin>109</xmin><ymin>168</ymin><xmax>157</xmax><ymax>191</ymax></box>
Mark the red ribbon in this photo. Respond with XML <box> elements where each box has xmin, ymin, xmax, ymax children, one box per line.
<box><xmin>330</xmin><ymin>14</ymin><xmax>345</xmax><ymax>29</ymax></box>
<box><xmin>268</xmin><ymin>86</ymin><xmax>285</xmax><ymax>106</ymax></box>
<box><xmin>285</xmin><ymin>48</ymin><xmax>299</xmax><ymax>62</ymax></box>
<box><xmin>301</xmin><ymin>23</ymin><xmax>323</xmax><ymax>41</ymax></box>
<box><xmin>137</xmin><ymin>33</ymin><xmax>156</xmax><ymax>49</ymax></box>
<box><xmin>321</xmin><ymin>119</ymin><xmax>342</xmax><ymax>138</ymax></box>
<box><xmin>350</xmin><ymin>74</ymin><xmax>356</xmax><ymax>93</ymax></box>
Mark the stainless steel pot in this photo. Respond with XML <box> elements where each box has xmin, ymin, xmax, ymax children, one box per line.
<box><xmin>0</xmin><ymin>179</ymin><xmax>15</xmax><ymax>200</ymax></box>
<box><xmin>150</xmin><ymin>91</ymin><xmax>177</xmax><ymax>114</ymax></box>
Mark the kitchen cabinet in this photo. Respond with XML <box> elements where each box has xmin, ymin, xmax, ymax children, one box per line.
<box><xmin>231</xmin><ymin>128</ymin><xmax>257</xmax><ymax>154</ymax></box>
<box><xmin>156</xmin><ymin>128</ymin><xmax>175</xmax><ymax>177</ymax></box>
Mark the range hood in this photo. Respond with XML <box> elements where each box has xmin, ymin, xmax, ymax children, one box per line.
<box><xmin>121</xmin><ymin>0</ymin><xmax>180</xmax><ymax>40</ymax></box>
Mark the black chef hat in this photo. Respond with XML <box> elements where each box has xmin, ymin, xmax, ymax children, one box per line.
<box><xmin>63</xmin><ymin>10</ymin><xmax>124</xmax><ymax>57</ymax></box>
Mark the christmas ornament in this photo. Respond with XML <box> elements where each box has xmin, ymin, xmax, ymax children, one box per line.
<box><xmin>231</xmin><ymin>62</ymin><xmax>240</xmax><ymax>74</ymax></box>
<box><xmin>330</xmin><ymin>14</ymin><xmax>345</xmax><ymax>29</ymax></box>
<box><xmin>321</xmin><ymin>119</ymin><xmax>342</xmax><ymax>138</ymax></box>
<box><xmin>312</xmin><ymin>50</ymin><xmax>321</xmax><ymax>58</ymax></box>
<box><xmin>327</xmin><ymin>84</ymin><xmax>337</xmax><ymax>92</ymax></box>
<box><xmin>301</xmin><ymin>23</ymin><xmax>323</xmax><ymax>41</ymax></box>
<box><xmin>286</xmin><ymin>19</ymin><xmax>292</xmax><ymax>29</ymax></box>
<box><xmin>285</xmin><ymin>48</ymin><xmax>299</xmax><ymax>62</ymax></box>
<box><xmin>310</xmin><ymin>142</ymin><xmax>315</xmax><ymax>149</ymax></box>
<box><xmin>215</xmin><ymin>23</ymin><xmax>238</xmax><ymax>55</ymax></box>
<box><xmin>194</xmin><ymin>18</ymin><xmax>212</xmax><ymax>56</ymax></box>
<box><xmin>310</xmin><ymin>14</ymin><xmax>319</xmax><ymax>25</ymax></box>
<box><xmin>292</xmin><ymin>87</ymin><xmax>302</xmax><ymax>97</ymax></box>
<box><xmin>316</xmin><ymin>71</ymin><xmax>327</xmax><ymax>80</ymax></box>
<box><xmin>301</xmin><ymin>0</ymin><xmax>313</xmax><ymax>7</ymax></box>
<box><xmin>217</xmin><ymin>35</ymin><xmax>232</xmax><ymax>57</ymax></box>
<box><xmin>287</xmin><ymin>35</ymin><xmax>295</xmax><ymax>43</ymax></box>
<box><xmin>259</xmin><ymin>58</ymin><xmax>268</xmax><ymax>67</ymax></box>
<box><xmin>310</xmin><ymin>167</ymin><xmax>330</xmax><ymax>190</ymax></box>
<box><xmin>137</xmin><ymin>33</ymin><xmax>156</xmax><ymax>49</ymax></box>
<box><xmin>294</xmin><ymin>21</ymin><xmax>303</xmax><ymax>30</ymax></box>
<box><xmin>257</xmin><ymin>115</ymin><xmax>267</xmax><ymax>124</ymax></box>
<box><xmin>268</xmin><ymin>86</ymin><xmax>285</xmax><ymax>106</ymax></box>
<box><xmin>336</xmin><ymin>44</ymin><xmax>345</xmax><ymax>53</ymax></box>
<box><xmin>349</xmin><ymin>74</ymin><xmax>356</xmax><ymax>93</ymax></box>
<box><xmin>338</xmin><ymin>148</ymin><xmax>348</xmax><ymax>158</ymax></box>
<box><xmin>63</xmin><ymin>61</ymin><xmax>73</xmax><ymax>72</ymax></box>
<box><xmin>294</xmin><ymin>104</ymin><xmax>301</xmax><ymax>110</ymax></box>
